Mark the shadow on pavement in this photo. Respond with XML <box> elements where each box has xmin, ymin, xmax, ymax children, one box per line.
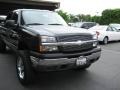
<box><xmin>27</xmin><ymin>70</ymin><xmax>90</xmax><ymax>89</ymax></box>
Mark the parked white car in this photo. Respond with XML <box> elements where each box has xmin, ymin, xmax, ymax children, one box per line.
<box><xmin>89</xmin><ymin>25</ymin><xmax>120</xmax><ymax>44</ymax></box>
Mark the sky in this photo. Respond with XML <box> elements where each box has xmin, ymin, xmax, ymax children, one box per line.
<box><xmin>59</xmin><ymin>0</ymin><xmax>120</xmax><ymax>16</ymax></box>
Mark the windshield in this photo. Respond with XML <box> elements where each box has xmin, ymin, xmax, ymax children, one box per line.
<box><xmin>22</xmin><ymin>10</ymin><xmax>68</xmax><ymax>26</ymax></box>
<box><xmin>110</xmin><ymin>24</ymin><xmax>120</xmax><ymax>28</ymax></box>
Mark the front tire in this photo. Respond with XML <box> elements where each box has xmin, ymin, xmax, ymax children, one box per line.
<box><xmin>103</xmin><ymin>37</ymin><xmax>108</xmax><ymax>45</ymax></box>
<box><xmin>16</xmin><ymin>51</ymin><xmax>34</xmax><ymax>85</ymax></box>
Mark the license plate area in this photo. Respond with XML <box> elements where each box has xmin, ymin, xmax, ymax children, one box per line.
<box><xmin>76</xmin><ymin>56</ymin><xmax>87</xmax><ymax>66</ymax></box>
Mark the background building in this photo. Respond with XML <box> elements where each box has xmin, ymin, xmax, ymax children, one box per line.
<box><xmin>0</xmin><ymin>0</ymin><xmax>60</xmax><ymax>14</ymax></box>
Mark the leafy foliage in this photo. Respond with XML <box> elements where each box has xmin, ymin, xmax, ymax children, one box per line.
<box><xmin>57</xmin><ymin>9</ymin><xmax>120</xmax><ymax>25</ymax></box>
<box><xmin>57</xmin><ymin>10</ymin><xmax>70</xmax><ymax>23</ymax></box>
<box><xmin>101</xmin><ymin>9</ymin><xmax>120</xmax><ymax>25</ymax></box>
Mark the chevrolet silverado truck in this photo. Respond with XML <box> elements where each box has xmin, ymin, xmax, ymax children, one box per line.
<box><xmin>0</xmin><ymin>9</ymin><xmax>101</xmax><ymax>85</ymax></box>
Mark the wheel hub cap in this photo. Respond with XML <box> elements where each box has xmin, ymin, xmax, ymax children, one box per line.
<box><xmin>104</xmin><ymin>38</ymin><xmax>108</xmax><ymax>44</ymax></box>
<box><xmin>17</xmin><ymin>57</ymin><xmax>24</xmax><ymax>79</ymax></box>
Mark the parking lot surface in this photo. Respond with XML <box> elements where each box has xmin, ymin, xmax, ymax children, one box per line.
<box><xmin>0</xmin><ymin>42</ymin><xmax>120</xmax><ymax>90</ymax></box>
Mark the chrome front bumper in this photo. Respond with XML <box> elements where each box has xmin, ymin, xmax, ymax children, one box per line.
<box><xmin>30</xmin><ymin>50</ymin><xmax>101</xmax><ymax>71</ymax></box>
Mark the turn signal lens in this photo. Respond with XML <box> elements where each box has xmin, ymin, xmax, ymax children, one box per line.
<box><xmin>96</xmin><ymin>31</ymin><xmax>100</xmax><ymax>39</ymax></box>
<box><xmin>96</xmin><ymin>31</ymin><xmax>100</xmax><ymax>36</ymax></box>
<box><xmin>40</xmin><ymin>46</ymin><xmax>47</xmax><ymax>52</ymax></box>
<box><xmin>93</xmin><ymin>41</ymin><xmax>98</xmax><ymax>47</ymax></box>
<box><xmin>39</xmin><ymin>45</ymin><xmax>58</xmax><ymax>52</ymax></box>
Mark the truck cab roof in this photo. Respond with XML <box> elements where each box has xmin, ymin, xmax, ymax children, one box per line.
<box><xmin>13</xmin><ymin>9</ymin><xmax>51</xmax><ymax>12</ymax></box>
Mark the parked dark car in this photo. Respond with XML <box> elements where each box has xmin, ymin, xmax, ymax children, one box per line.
<box><xmin>0</xmin><ymin>9</ymin><xmax>101</xmax><ymax>85</ymax></box>
<box><xmin>72</xmin><ymin>22</ymin><xmax>98</xmax><ymax>29</ymax></box>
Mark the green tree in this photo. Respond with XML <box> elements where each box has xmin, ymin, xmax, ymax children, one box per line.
<box><xmin>100</xmin><ymin>9</ymin><xmax>120</xmax><ymax>25</ymax></box>
<box><xmin>57</xmin><ymin>10</ymin><xmax>70</xmax><ymax>23</ymax></box>
<box><xmin>77</xmin><ymin>14</ymin><xmax>93</xmax><ymax>22</ymax></box>
<box><xmin>91</xmin><ymin>16</ymin><xmax>101</xmax><ymax>24</ymax></box>
<box><xmin>69</xmin><ymin>14</ymin><xmax>79</xmax><ymax>22</ymax></box>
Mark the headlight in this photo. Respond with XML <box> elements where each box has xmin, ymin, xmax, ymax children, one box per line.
<box><xmin>93</xmin><ymin>41</ymin><xmax>98</xmax><ymax>47</ymax></box>
<box><xmin>40</xmin><ymin>36</ymin><xmax>58</xmax><ymax>52</ymax></box>
<box><xmin>41</xmin><ymin>36</ymin><xmax>56</xmax><ymax>43</ymax></box>
<box><xmin>93</xmin><ymin>34</ymin><xmax>98</xmax><ymax>40</ymax></box>
<box><xmin>45</xmin><ymin>46</ymin><xmax>58</xmax><ymax>51</ymax></box>
<box><xmin>40</xmin><ymin>45</ymin><xmax>58</xmax><ymax>52</ymax></box>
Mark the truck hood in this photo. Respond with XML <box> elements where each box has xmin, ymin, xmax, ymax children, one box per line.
<box><xmin>26</xmin><ymin>25</ymin><xmax>92</xmax><ymax>36</ymax></box>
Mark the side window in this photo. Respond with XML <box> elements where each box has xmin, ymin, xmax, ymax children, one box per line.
<box><xmin>88</xmin><ymin>23</ymin><xmax>93</xmax><ymax>28</ymax></box>
<box><xmin>11</xmin><ymin>12</ymin><xmax>18</xmax><ymax>24</ymax></box>
<box><xmin>81</xmin><ymin>23</ymin><xmax>87</xmax><ymax>28</ymax></box>
<box><xmin>90</xmin><ymin>23</ymin><xmax>96</xmax><ymax>27</ymax></box>
<box><xmin>112</xmin><ymin>27</ymin><xmax>119</xmax><ymax>32</ymax></box>
<box><xmin>106</xmin><ymin>27</ymin><xmax>113</xmax><ymax>31</ymax></box>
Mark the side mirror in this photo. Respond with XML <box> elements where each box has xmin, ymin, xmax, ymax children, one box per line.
<box><xmin>0</xmin><ymin>15</ymin><xmax>6</xmax><ymax>23</ymax></box>
<box><xmin>5</xmin><ymin>20</ymin><xmax>17</xmax><ymax>28</ymax></box>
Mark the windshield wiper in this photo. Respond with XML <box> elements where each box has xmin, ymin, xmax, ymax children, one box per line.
<box><xmin>48</xmin><ymin>23</ymin><xmax>63</xmax><ymax>25</ymax></box>
<box><xmin>26</xmin><ymin>23</ymin><xmax>44</xmax><ymax>25</ymax></box>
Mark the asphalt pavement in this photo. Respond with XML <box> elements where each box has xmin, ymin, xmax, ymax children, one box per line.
<box><xmin>0</xmin><ymin>42</ymin><xmax>120</xmax><ymax>90</ymax></box>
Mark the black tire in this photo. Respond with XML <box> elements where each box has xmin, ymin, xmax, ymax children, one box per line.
<box><xmin>0</xmin><ymin>39</ymin><xmax>6</xmax><ymax>52</ymax></box>
<box><xmin>103</xmin><ymin>37</ymin><xmax>108</xmax><ymax>45</ymax></box>
<box><xmin>16</xmin><ymin>50</ymin><xmax>34</xmax><ymax>85</ymax></box>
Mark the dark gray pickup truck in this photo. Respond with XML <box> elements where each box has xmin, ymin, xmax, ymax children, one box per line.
<box><xmin>0</xmin><ymin>9</ymin><xmax>101</xmax><ymax>85</ymax></box>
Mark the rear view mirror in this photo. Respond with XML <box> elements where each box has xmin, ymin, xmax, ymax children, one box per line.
<box><xmin>5</xmin><ymin>20</ymin><xmax>17</xmax><ymax>28</ymax></box>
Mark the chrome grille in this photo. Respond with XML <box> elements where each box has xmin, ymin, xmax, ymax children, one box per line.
<box><xmin>57</xmin><ymin>34</ymin><xmax>93</xmax><ymax>42</ymax></box>
<box><xmin>60</xmin><ymin>42</ymin><xmax>93</xmax><ymax>52</ymax></box>
<box><xmin>57</xmin><ymin>34</ymin><xmax>93</xmax><ymax>52</ymax></box>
